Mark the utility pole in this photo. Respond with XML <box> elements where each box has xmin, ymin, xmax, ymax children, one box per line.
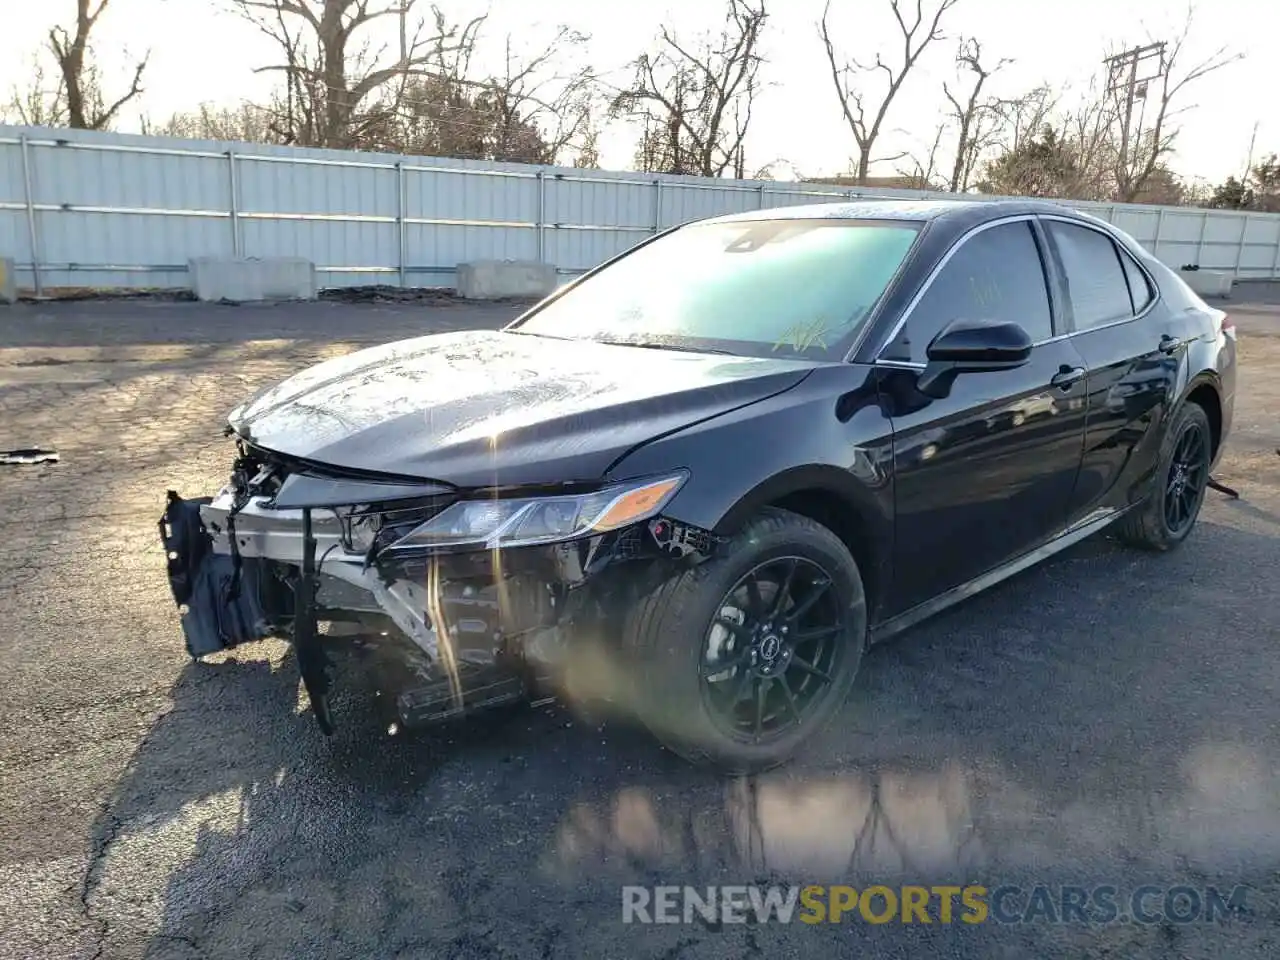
<box><xmin>1104</xmin><ymin>41</ymin><xmax>1166</xmax><ymax>190</ymax></box>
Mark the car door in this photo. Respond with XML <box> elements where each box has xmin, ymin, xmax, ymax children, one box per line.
<box><xmin>875</xmin><ymin>217</ymin><xmax>1090</xmax><ymax>617</ymax></box>
<box><xmin>1038</xmin><ymin>217</ymin><xmax>1182</xmax><ymax>524</ymax></box>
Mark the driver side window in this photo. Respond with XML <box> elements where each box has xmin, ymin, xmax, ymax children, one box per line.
<box><xmin>887</xmin><ymin>220</ymin><xmax>1054</xmax><ymax>363</ymax></box>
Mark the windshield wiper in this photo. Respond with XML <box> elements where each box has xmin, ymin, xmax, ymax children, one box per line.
<box><xmin>593</xmin><ymin>339</ymin><xmax>735</xmax><ymax>356</ymax></box>
<box><xmin>505</xmin><ymin>330</ymin><xmax>569</xmax><ymax>340</ymax></box>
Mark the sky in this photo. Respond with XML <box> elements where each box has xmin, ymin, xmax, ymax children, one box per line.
<box><xmin>2</xmin><ymin>0</ymin><xmax>1276</xmax><ymax>185</ymax></box>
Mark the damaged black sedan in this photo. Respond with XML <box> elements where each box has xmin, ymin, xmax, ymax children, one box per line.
<box><xmin>162</xmin><ymin>199</ymin><xmax>1236</xmax><ymax>771</ymax></box>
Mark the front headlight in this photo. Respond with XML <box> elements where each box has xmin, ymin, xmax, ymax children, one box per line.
<box><xmin>384</xmin><ymin>472</ymin><xmax>688</xmax><ymax>551</ymax></box>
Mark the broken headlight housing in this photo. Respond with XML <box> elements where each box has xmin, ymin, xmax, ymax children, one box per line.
<box><xmin>384</xmin><ymin>472</ymin><xmax>688</xmax><ymax>552</ymax></box>
<box><xmin>340</xmin><ymin>499</ymin><xmax>452</xmax><ymax>555</ymax></box>
<box><xmin>344</xmin><ymin>511</ymin><xmax>384</xmax><ymax>553</ymax></box>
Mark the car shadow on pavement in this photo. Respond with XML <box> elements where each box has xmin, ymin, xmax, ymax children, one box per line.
<box><xmin>1222</xmin><ymin>495</ymin><xmax>1280</xmax><ymax>529</ymax></box>
<box><xmin>77</xmin><ymin>519</ymin><xmax>1280</xmax><ymax>960</ymax></box>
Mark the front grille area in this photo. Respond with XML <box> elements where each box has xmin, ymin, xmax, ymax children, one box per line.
<box><xmin>225</xmin><ymin>439</ymin><xmax>458</xmax><ymax>557</ymax></box>
<box><xmin>341</xmin><ymin>497</ymin><xmax>455</xmax><ymax>555</ymax></box>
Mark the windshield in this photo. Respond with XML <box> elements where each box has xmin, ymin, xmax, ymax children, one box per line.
<box><xmin>511</xmin><ymin>218</ymin><xmax>922</xmax><ymax>360</ymax></box>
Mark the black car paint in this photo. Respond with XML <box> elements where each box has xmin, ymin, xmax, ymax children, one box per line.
<box><xmin>198</xmin><ymin>199</ymin><xmax>1234</xmax><ymax>701</ymax></box>
<box><xmin>600</xmin><ymin>201</ymin><xmax>1234</xmax><ymax>629</ymax></box>
<box><xmin>228</xmin><ymin>329</ymin><xmax>818</xmax><ymax>490</ymax></box>
<box><xmin>1064</xmin><ymin>260</ymin><xmax>1231</xmax><ymax>524</ymax></box>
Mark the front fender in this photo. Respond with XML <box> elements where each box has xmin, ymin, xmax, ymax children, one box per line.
<box><xmin>606</xmin><ymin>364</ymin><xmax>896</xmax><ymax>601</ymax></box>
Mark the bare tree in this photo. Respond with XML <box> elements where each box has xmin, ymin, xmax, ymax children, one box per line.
<box><xmin>230</xmin><ymin>0</ymin><xmax>478</xmax><ymax>149</ymax></box>
<box><xmin>232</xmin><ymin>4</ymin><xmax>597</xmax><ymax>162</ymax></box>
<box><xmin>979</xmin><ymin>83</ymin><xmax>1118</xmax><ymax>201</ymax></box>
<box><xmin>979</xmin><ymin>76</ymin><xmax>1127</xmax><ymax>201</ymax></box>
<box><xmin>572</xmin><ymin>122</ymin><xmax>602</xmax><ymax>169</ymax></box>
<box><xmin>611</xmin><ymin>0</ymin><xmax>768</xmax><ymax>178</ymax></box>
<box><xmin>356</xmin><ymin>16</ymin><xmax>598</xmax><ymax>163</ymax></box>
<box><xmin>3</xmin><ymin>58</ymin><xmax>69</xmax><ymax>127</ymax></box>
<box><xmin>1252</xmin><ymin>154</ymin><xmax>1280</xmax><ymax>213</ymax></box>
<box><xmin>994</xmin><ymin>85</ymin><xmax>1058</xmax><ymax>155</ymax></box>
<box><xmin>44</xmin><ymin>0</ymin><xmax>148</xmax><ymax>129</ymax></box>
<box><xmin>820</xmin><ymin>0</ymin><xmax>962</xmax><ymax>185</ymax></box>
<box><xmin>1108</xmin><ymin>7</ymin><xmax>1242</xmax><ymax>201</ymax></box>
<box><xmin>1204</xmin><ymin>154</ymin><xmax>1280</xmax><ymax>212</ymax></box>
<box><xmin>942</xmin><ymin>38</ymin><xmax>1011</xmax><ymax>191</ymax></box>
<box><xmin>144</xmin><ymin>102</ymin><xmax>285</xmax><ymax>143</ymax></box>
<box><xmin>481</xmin><ymin>28</ymin><xmax>598</xmax><ymax>163</ymax></box>
<box><xmin>1063</xmin><ymin>79</ymin><xmax>1119</xmax><ymax>197</ymax></box>
<box><xmin>357</xmin><ymin>14</ymin><xmax>484</xmax><ymax>155</ymax></box>
<box><xmin>982</xmin><ymin>11</ymin><xmax>1239</xmax><ymax>208</ymax></box>
<box><xmin>955</xmin><ymin>6</ymin><xmax>1241</xmax><ymax>204</ymax></box>
<box><xmin>896</xmin><ymin>123</ymin><xmax>947</xmax><ymax>189</ymax></box>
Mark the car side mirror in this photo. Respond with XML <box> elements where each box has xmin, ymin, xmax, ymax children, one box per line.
<box><xmin>916</xmin><ymin>318</ymin><xmax>1033</xmax><ymax>398</ymax></box>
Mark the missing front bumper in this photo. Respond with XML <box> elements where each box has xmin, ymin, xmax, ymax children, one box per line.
<box><xmin>161</xmin><ymin>489</ymin><xmax>445</xmax><ymax>659</ymax></box>
<box><xmin>160</xmin><ymin>490</ymin><xmax>344</xmax><ymax>730</ymax></box>
<box><xmin>159</xmin><ymin>474</ymin><xmax>719</xmax><ymax>735</ymax></box>
<box><xmin>158</xmin><ymin>489</ymin><xmax>577</xmax><ymax>734</ymax></box>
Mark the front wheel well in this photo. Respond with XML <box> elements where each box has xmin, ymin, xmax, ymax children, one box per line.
<box><xmin>1185</xmin><ymin>382</ymin><xmax>1223</xmax><ymax>459</ymax></box>
<box><xmin>765</xmin><ymin>489</ymin><xmax>882</xmax><ymax>618</ymax></box>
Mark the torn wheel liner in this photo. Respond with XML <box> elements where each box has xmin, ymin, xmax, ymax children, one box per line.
<box><xmin>160</xmin><ymin>491</ymin><xmax>289</xmax><ymax>657</ymax></box>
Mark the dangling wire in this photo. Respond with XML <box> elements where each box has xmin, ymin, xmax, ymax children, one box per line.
<box><xmin>1207</xmin><ymin>477</ymin><xmax>1240</xmax><ymax>499</ymax></box>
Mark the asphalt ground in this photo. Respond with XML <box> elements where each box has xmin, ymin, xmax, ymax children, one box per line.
<box><xmin>1</xmin><ymin>287</ymin><xmax>1278</xmax><ymax>959</ymax></box>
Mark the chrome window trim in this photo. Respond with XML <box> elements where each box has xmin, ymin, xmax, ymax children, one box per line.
<box><xmin>1037</xmin><ymin>213</ymin><xmax>1162</xmax><ymax>327</ymax></box>
<box><xmin>841</xmin><ymin>219</ymin><xmax>932</xmax><ymax>363</ymax></box>
<box><xmin>871</xmin><ymin>214</ymin><xmax>1043</xmax><ymax>361</ymax></box>
<box><xmin>872</xmin><ymin>212</ymin><xmax>1163</xmax><ymax>370</ymax></box>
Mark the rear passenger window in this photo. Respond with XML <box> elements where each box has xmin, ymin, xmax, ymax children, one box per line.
<box><xmin>1119</xmin><ymin>250</ymin><xmax>1154</xmax><ymax>313</ymax></box>
<box><xmin>1046</xmin><ymin>221</ymin><xmax>1133</xmax><ymax>329</ymax></box>
<box><xmin>888</xmin><ymin>221</ymin><xmax>1054</xmax><ymax>363</ymax></box>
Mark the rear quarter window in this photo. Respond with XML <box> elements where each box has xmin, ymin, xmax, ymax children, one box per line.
<box><xmin>1119</xmin><ymin>248</ymin><xmax>1155</xmax><ymax>313</ymax></box>
<box><xmin>1046</xmin><ymin>220</ymin><xmax>1133</xmax><ymax>330</ymax></box>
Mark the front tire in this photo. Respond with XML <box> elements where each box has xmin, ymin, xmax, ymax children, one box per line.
<box><xmin>623</xmin><ymin>507</ymin><xmax>867</xmax><ymax>772</ymax></box>
<box><xmin>1118</xmin><ymin>401</ymin><xmax>1213</xmax><ymax>551</ymax></box>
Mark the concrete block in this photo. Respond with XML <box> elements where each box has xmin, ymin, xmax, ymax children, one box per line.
<box><xmin>1180</xmin><ymin>268</ymin><xmax>1233</xmax><ymax>299</ymax></box>
<box><xmin>456</xmin><ymin>260</ymin><xmax>557</xmax><ymax>300</ymax></box>
<box><xmin>0</xmin><ymin>257</ymin><xmax>15</xmax><ymax>303</ymax></box>
<box><xmin>188</xmin><ymin>257</ymin><xmax>317</xmax><ymax>302</ymax></box>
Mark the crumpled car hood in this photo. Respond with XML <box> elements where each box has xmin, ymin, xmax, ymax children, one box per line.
<box><xmin>229</xmin><ymin>329</ymin><xmax>817</xmax><ymax>488</ymax></box>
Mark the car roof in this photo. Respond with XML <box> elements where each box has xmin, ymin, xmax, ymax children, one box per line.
<box><xmin>703</xmin><ymin>197</ymin><xmax>1086</xmax><ymax>226</ymax></box>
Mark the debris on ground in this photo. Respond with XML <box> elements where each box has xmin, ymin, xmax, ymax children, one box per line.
<box><xmin>318</xmin><ymin>285</ymin><xmax>544</xmax><ymax>306</ymax></box>
<box><xmin>19</xmin><ymin>288</ymin><xmax>195</xmax><ymax>303</ymax></box>
<box><xmin>1</xmin><ymin>448</ymin><xmax>59</xmax><ymax>465</ymax></box>
<box><xmin>319</xmin><ymin>285</ymin><xmax>461</xmax><ymax>304</ymax></box>
<box><xmin>1208</xmin><ymin>477</ymin><xmax>1240</xmax><ymax>499</ymax></box>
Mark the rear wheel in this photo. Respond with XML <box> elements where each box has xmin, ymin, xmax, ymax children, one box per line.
<box><xmin>1118</xmin><ymin>401</ymin><xmax>1213</xmax><ymax>551</ymax></box>
<box><xmin>623</xmin><ymin>507</ymin><xmax>866</xmax><ymax>772</ymax></box>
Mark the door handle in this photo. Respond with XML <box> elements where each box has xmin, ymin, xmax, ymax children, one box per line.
<box><xmin>1158</xmin><ymin>334</ymin><xmax>1186</xmax><ymax>355</ymax></box>
<box><xmin>1050</xmin><ymin>365</ymin><xmax>1086</xmax><ymax>390</ymax></box>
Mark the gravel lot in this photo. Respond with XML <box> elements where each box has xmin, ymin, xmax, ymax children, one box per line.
<box><xmin>1</xmin><ymin>289</ymin><xmax>1279</xmax><ymax>959</ymax></box>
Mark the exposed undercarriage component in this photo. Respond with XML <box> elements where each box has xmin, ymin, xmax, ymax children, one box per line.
<box><xmin>159</xmin><ymin>443</ymin><xmax>721</xmax><ymax>734</ymax></box>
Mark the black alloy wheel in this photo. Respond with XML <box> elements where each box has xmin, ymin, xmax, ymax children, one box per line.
<box><xmin>699</xmin><ymin>557</ymin><xmax>847</xmax><ymax>743</ymax></box>
<box><xmin>621</xmin><ymin>506</ymin><xmax>867</xmax><ymax>772</ymax></box>
<box><xmin>1118</xmin><ymin>400</ymin><xmax>1214</xmax><ymax>551</ymax></box>
<box><xmin>1163</xmin><ymin>417</ymin><xmax>1210</xmax><ymax>536</ymax></box>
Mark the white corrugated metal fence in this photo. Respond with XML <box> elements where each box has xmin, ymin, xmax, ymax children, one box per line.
<box><xmin>3</xmin><ymin>123</ymin><xmax>1279</xmax><ymax>294</ymax></box>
